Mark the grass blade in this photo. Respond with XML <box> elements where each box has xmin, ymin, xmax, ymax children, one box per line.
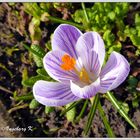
<box><xmin>98</xmin><ymin>99</ymin><xmax>115</xmax><ymax>137</ymax></box>
<box><xmin>81</xmin><ymin>3</ymin><xmax>89</xmax><ymax>23</ymax></box>
<box><xmin>47</xmin><ymin>16</ymin><xmax>85</xmax><ymax>30</ymax></box>
<box><xmin>75</xmin><ymin>99</ymin><xmax>88</xmax><ymax>123</ymax></box>
<box><xmin>14</xmin><ymin>92</ymin><xmax>33</xmax><ymax>101</ymax></box>
<box><xmin>107</xmin><ymin>91</ymin><xmax>138</xmax><ymax>130</ymax></box>
<box><xmin>84</xmin><ymin>94</ymin><xmax>99</xmax><ymax>136</ymax></box>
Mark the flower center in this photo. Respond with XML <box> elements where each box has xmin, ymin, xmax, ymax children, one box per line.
<box><xmin>79</xmin><ymin>67</ymin><xmax>90</xmax><ymax>84</ymax></box>
<box><xmin>60</xmin><ymin>54</ymin><xmax>76</xmax><ymax>71</ymax></box>
<box><xmin>61</xmin><ymin>54</ymin><xmax>90</xmax><ymax>84</ymax></box>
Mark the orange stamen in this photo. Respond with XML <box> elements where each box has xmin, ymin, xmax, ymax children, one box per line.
<box><xmin>61</xmin><ymin>54</ymin><xmax>76</xmax><ymax>71</ymax></box>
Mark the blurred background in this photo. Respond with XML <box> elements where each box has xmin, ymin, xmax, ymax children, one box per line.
<box><xmin>0</xmin><ymin>2</ymin><xmax>140</xmax><ymax>137</ymax></box>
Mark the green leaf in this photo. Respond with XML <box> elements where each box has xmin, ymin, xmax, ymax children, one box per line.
<box><xmin>47</xmin><ymin>16</ymin><xmax>84</xmax><ymax>30</ymax></box>
<box><xmin>127</xmin><ymin>75</ymin><xmax>138</xmax><ymax>88</ymax></box>
<box><xmin>108</xmin><ymin>11</ymin><xmax>116</xmax><ymax>21</ymax></box>
<box><xmin>24</xmin><ymin>44</ymin><xmax>46</xmax><ymax>67</ymax></box>
<box><xmin>66</xmin><ymin>103</ymin><xmax>76</xmax><ymax>122</ymax></box>
<box><xmin>36</xmin><ymin>68</ymin><xmax>47</xmax><ymax>77</ymax></box>
<box><xmin>138</xmin><ymin>29</ymin><xmax>140</xmax><ymax>37</ymax></box>
<box><xmin>129</xmin><ymin>28</ymin><xmax>137</xmax><ymax>35</ymax></box>
<box><xmin>23</xmin><ymin>3</ymin><xmax>42</xmax><ymax>19</ymax></box>
<box><xmin>117</xmin><ymin>31</ymin><xmax>127</xmax><ymax>42</ymax></box>
<box><xmin>31</xmin><ymin>44</ymin><xmax>46</xmax><ymax>58</ymax></box>
<box><xmin>135</xmin><ymin>13</ymin><xmax>140</xmax><ymax>27</ymax></box>
<box><xmin>121</xmin><ymin>3</ymin><xmax>129</xmax><ymax>15</ymax></box>
<box><xmin>72</xmin><ymin>3</ymin><xmax>129</xmax><ymax>33</ymax></box>
<box><xmin>84</xmin><ymin>94</ymin><xmax>99</xmax><ymax>136</ymax></box>
<box><xmin>40</xmin><ymin>3</ymin><xmax>51</xmax><ymax>12</ymax></box>
<box><xmin>14</xmin><ymin>92</ymin><xmax>34</xmax><ymax>101</ymax></box>
<box><xmin>98</xmin><ymin>100</ymin><xmax>115</xmax><ymax>137</ymax></box>
<box><xmin>81</xmin><ymin>3</ymin><xmax>89</xmax><ymax>23</ymax></box>
<box><xmin>132</xmin><ymin>98</ymin><xmax>139</xmax><ymax>108</ymax></box>
<box><xmin>130</xmin><ymin>35</ymin><xmax>140</xmax><ymax>47</ymax></box>
<box><xmin>118</xmin><ymin>101</ymin><xmax>129</xmax><ymax>114</ymax></box>
<box><xmin>136</xmin><ymin>49</ymin><xmax>140</xmax><ymax>56</ymax></box>
<box><xmin>114</xmin><ymin>6</ymin><xmax>120</xmax><ymax>15</ymax></box>
<box><xmin>29</xmin><ymin>18</ymin><xmax>42</xmax><ymax>41</ymax></box>
<box><xmin>16</xmin><ymin>95</ymin><xmax>33</xmax><ymax>101</ymax></box>
<box><xmin>103</xmin><ymin>30</ymin><xmax>115</xmax><ymax>47</ymax></box>
<box><xmin>23</xmin><ymin>44</ymin><xmax>43</xmax><ymax>58</ymax></box>
<box><xmin>32</xmin><ymin>53</ymin><xmax>43</xmax><ymax>67</ymax></box>
<box><xmin>124</xmin><ymin>26</ymin><xmax>131</xmax><ymax>36</ymax></box>
<box><xmin>107</xmin><ymin>92</ymin><xmax>138</xmax><ymax>130</ymax></box>
<box><xmin>45</xmin><ymin>106</ymin><xmax>54</xmax><ymax>114</ymax></box>
<box><xmin>72</xmin><ymin>9</ymin><xmax>85</xmax><ymax>24</ymax></box>
<box><xmin>75</xmin><ymin>99</ymin><xmax>88</xmax><ymax>123</ymax></box>
<box><xmin>116</xmin><ymin>19</ymin><xmax>125</xmax><ymax>31</ymax></box>
<box><xmin>29</xmin><ymin>99</ymin><xmax>40</xmax><ymax>109</ymax></box>
<box><xmin>108</xmin><ymin>41</ymin><xmax>122</xmax><ymax>54</ymax></box>
<box><xmin>45</xmin><ymin>41</ymin><xmax>52</xmax><ymax>51</ymax></box>
<box><xmin>22</xmin><ymin>67</ymin><xmax>28</xmax><ymax>81</ymax></box>
<box><xmin>22</xmin><ymin>75</ymin><xmax>47</xmax><ymax>87</ymax></box>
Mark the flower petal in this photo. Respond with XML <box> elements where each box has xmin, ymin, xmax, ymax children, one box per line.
<box><xmin>33</xmin><ymin>80</ymin><xmax>80</xmax><ymax>107</ymax></box>
<box><xmin>99</xmin><ymin>52</ymin><xmax>130</xmax><ymax>93</ymax></box>
<box><xmin>70</xmin><ymin>78</ymin><xmax>100</xmax><ymax>99</ymax></box>
<box><xmin>43</xmin><ymin>50</ymin><xmax>79</xmax><ymax>83</ymax></box>
<box><xmin>52</xmin><ymin>24</ymin><xmax>82</xmax><ymax>59</ymax></box>
<box><xmin>76</xmin><ymin>32</ymin><xmax>105</xmax><ymax>75</ymax></box>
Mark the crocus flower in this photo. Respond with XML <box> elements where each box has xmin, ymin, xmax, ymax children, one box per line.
<box><xmin>33</xmin><ymin>24</ymin><xmax>130</xmax><ymax>106</ymax></box>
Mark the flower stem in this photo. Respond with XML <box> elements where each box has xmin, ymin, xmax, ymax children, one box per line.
<box><xmin>97</xmin><ymin>99</ymin><xmax>115</xmax><ymax>137</ymax></box>
<box><xmin>107</xmin><ymin>91</ymin><xmax>138</xmax><ymax>130</ymax></box>
<box><xmin>84</xmin><ymin>94</ymin><xmax>99</xmax><ymax>136</ymax></box>
<box><xmin>75</xmin><ymin>99</ymin><xmax>88</xmax><ymax>123</ymax></box>
<box><xmin>47</xmin><ymin>16</ymin><xmax>85</xmax><ymax>30</ymax></box>
<box><xmin>81</xmin><ymin>3</ymin><xmax>89</xmax><ymax>23</ymax></box>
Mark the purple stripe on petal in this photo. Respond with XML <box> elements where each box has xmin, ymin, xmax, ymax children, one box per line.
<box><xmin>46</xmin><ymin>62</ymin><xmax>78</xmax><ymax>82</ymax></box>
<box><xmin>33</xmin><ymin>80</ymin><xmax>80</xmax><ymax>107</ymax></box>
<box><xmin>76</xmin><ymin>32</ymin><xmax>105</xmax><ymax>76</ymax></box>
<box><xmin>99</xmin><ymin>52</ymin><xmax>130</xmax><ymax>93</ymax></box>
<box><xmin>52</xmin><ymin>24</ymin><xmax>82</xmax><ymax>60</ymax></box>
<box><xmin>46</xmin><ymin>62</ymin><xmax>76</xmax><ymax>78</ymax></box>
<box><xmin>54</xmin><ymin>90</ymin><xmax>72</xmax><ymax>100</ymax></box>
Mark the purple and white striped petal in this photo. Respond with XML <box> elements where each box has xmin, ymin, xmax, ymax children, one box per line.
<box><xmin>43</xmin><ymin>50</ymin><xmax>79</xmax><ymax>83</ymax></box>
<box><xmin>75</xmin><ymin>32</ymin><xmax>105</xmax><ymax>76</ymax></box>
<box><xmin>99</xmin><ymin>52</ymin><xmax>130</xmax><ymax>93</ymax></box>
<box><xmin>70</xmin><ymin>78</ymin><xmax>100</xmax><ymax>99</ymax></box>
<box><xmin>33</xmin><ymin>80</ymin><xmax>80</xmax><ymax>106</ymax></box>
<box><xmin>52</xmin><ymin>24</ymin><xmax>82</xmax><ymax>60</ymax></box>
